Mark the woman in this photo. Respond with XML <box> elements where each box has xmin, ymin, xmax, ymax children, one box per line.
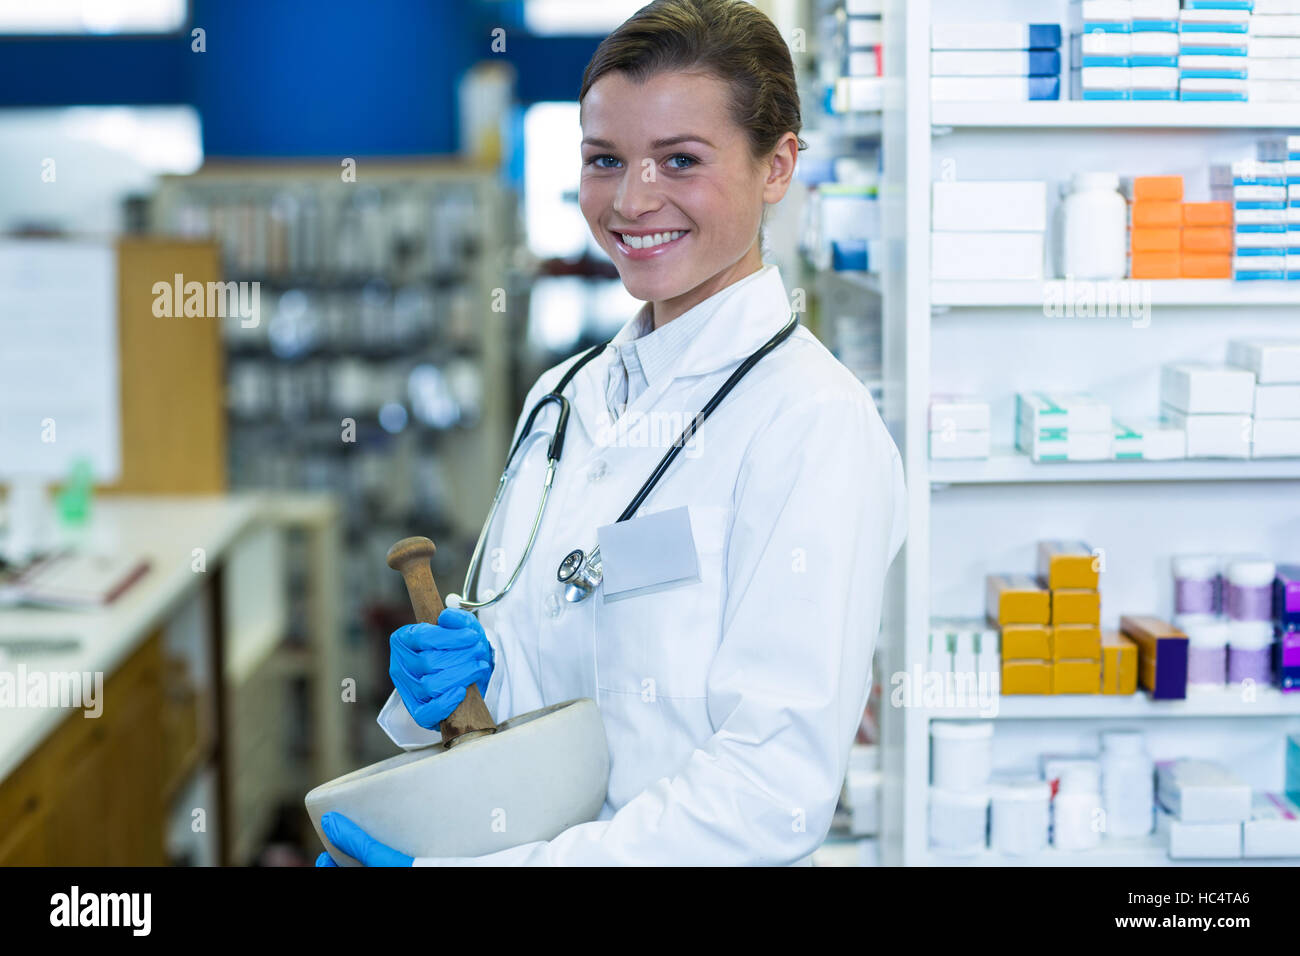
<box><xmin>319</xmin><ymin>0</ymin><xmax>906</xmax><ymax>866</ymax></box>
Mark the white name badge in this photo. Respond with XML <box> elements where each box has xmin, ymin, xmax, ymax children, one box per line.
<box><xmin>596</xmin><ymin>505</ymin><xmax>700</xmax><ymax>602</ymax></box>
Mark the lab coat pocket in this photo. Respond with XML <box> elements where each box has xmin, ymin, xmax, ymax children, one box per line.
<box><xmin>595</xmin><ymin>504</ymin><xmax>730</xmax><ymax>700</ymax></box>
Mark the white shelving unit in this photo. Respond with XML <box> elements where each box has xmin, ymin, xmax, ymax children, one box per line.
<box><xmin>878</xmin><ymin>0</ymin><xmax>1300</xmax><ymax>867</ymax></box>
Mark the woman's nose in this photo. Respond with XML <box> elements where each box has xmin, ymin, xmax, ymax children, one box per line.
<box><xmin>613</xmin><ymin>166</ymin><xmax>662</xmax><ymax>220</ymax></box>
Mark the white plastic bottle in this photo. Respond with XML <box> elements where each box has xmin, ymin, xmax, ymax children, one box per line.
<box><xmin>1100</xmin><ymin>730</ymin><xmax>1155</xmax><ymax>838</ymax></box>
<box><xmin>1058</xmin><ymin>171</ymin><xmax>1128</xmax><ymax>280</ymax></box>
<box><xmin>1053</xmin><ymin>766</ymin><xmax>1103</xmax><ymax>851</ymax></box>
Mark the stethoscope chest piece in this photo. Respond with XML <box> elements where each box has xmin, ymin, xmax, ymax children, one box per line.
<box><xmin>557</xmin><ymin>546</ymin><xmax>602</xmax><ymax>603</ymax></box>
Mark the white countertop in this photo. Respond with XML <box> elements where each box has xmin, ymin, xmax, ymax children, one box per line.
<box><xmin>0</xmin><ymin>495</ymin><xmax>263</xmax><ymax>781</ymax></box>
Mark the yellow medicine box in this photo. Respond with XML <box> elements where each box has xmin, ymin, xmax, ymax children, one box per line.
<box><xmin>987</xmin><ymin>574</ymin><xmax>1050</xmax><ymax>626</ymax></box>
<box><xmin>1052</xmin><ymin>588</ymin><xmax>1100</xmax><ymax>626</ymax></box>
<box><xmin>1001</xmin><ymin>624</ymin><xmax>1051</xmax><ymax>660</ymax></box>
<box><xmin>1051</xmin><ymin>624</ymin><xmax>1101</xmax><ymax>661</ymax></box>
<box><xmin>1101</xmin><ymin>631</ymin><xmax>1138</xmax><ymax>695</ymax></box>
<box><xmin>1001</xmin><ymin>659</ymin><xmax>1052</xmax><ymax>695</ymax></box>
<box><xmin>1053</xmin><ymin>659</ymin><xmax>1101</xmax><ymax>694</ymax></box>
<box><xmin>1037</xmin><ymin>540</ymin><xmax>1099</xmax><ymax>590</ymax></box>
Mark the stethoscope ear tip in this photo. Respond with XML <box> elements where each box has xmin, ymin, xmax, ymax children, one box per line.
<box><xmin>445</xmin><ymin>593</ymin><xmax>463</xmax><ymax>609</ymax></box>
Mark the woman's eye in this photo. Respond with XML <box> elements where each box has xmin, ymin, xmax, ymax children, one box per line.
<box><xmin>666</xmin><ymin>154</ymin><xmax>697</xmax><ymax>170</ymax></box>
<box><xmin>585</xmin><ymin>155</ymin><xmax>621</xmax><ymax>169</ymax></box>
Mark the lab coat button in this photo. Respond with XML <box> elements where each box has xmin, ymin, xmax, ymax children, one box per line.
<box><xmin>588</xmin><ymin>460</ymin><xmax>607</xmax><ymax>483</ymax></box>
<box><xmin>544</xmin><ymin>593</ymin><xmax>562</xmax><ymax>618</ymax></box>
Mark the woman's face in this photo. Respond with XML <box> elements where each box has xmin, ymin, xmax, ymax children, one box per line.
<box><xmin>580</xmin><ymin>70</ymin><xmax>797</xmax><ymax>326</ymax></box>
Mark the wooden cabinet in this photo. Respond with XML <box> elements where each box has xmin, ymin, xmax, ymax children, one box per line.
<box><xmin>0</xmin><ymin>632</ymin><xmax>166</xmax><ymax>866</ymax></box>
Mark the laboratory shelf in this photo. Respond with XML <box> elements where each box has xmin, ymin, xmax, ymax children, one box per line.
<box><xmin>929</xmin><ymin>452</ymin><xmax>1300</xmax><ymax>486</ymax></box>
<box><xmin>931</xmin><ymin>279</ymin><xmax>1300</xmax><ymax>309</ymax></box>
<box><xmin>923</xmin><ymin>688</ymin><xmax>1300</xmax><ymax>721</ymax></box>
<box><xmin>931</xmin><ymin>101</ymin><xmax>1300</xmax><ymax>130</ymax></box>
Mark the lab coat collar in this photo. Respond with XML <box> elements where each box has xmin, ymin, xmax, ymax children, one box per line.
<box><xmin>569</xmin><ymin>264</ymin><xmax>794</xmax><ymax>443</ymax></box>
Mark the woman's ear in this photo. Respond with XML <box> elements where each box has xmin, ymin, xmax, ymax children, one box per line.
<box><xmin>761</xmin><ymin>132</ymin><xmax>800</xmax><ymax>205</ymax></box>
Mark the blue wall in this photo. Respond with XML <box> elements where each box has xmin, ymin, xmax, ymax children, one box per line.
<box><xmin>0</xmin><ymin>0</ymin><xmax>599</xmax><ymax>157</ymax></box>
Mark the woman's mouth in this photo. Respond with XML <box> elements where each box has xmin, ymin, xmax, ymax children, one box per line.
<box><xmin>610</xmin><ymin>229</ymin><xmax>690</xmax><ymax>260</ymax></box>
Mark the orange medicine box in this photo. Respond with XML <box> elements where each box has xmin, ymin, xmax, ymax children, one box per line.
<box><xmin>1101</xmin><ymin>631</ymin><xmax>1138</xmax><ymax>695</ymax></box>
<box><xmin>1180</xmin><ymin>253</ymin><xmax>1232</xmax><ymax>279</ymax></box>
<box><xmin>1037</xmin><ymin>540</ymin><xmax>1099</xmax><ymax>590</ymax></box>
<box><xmin>1130</xmin><ymin>251</ymin><xmax>1181</xmax><ymax>279</ymax></box>
<box><xmin>1131</xmin><ymin>228</ymin><xmax>1181</xmax><ymax>253</ymax></box>
<box><xmin>1181</xmin><ymin>226</ymin><xmax>1233</xmax><ymax>253</ymax></box>
<box><xmin>1052</xmin><ymin>589</ymin><xmax>1100</xmax><ymax>625</ymax></box>
<box><xmin>1053</xmin><ymin>659</ymin><xmax>1101</xmax><ymax>694</ymax></box>
<box><xmin>1182</xmin><ymin>201</ymin><xmax>1233</xmax><ymax>227</ymax></box>
<box><xmin>1128</xmin><ymin>175</ymin><xmax>1184</xmax><ymax>202</ymax></box>
<box><xmin>1052</xmin><ymin>624</ymin><xmax>1102</xmax><ymax>661</ymax></box>
<box><xmin>1131</xmin><ymin>201</ymin><xmax>1183</xmax><ymax>229</ymax></box>
<box><xmin>1001</xmin><ymin>624</ymin><xmax>1051</xmax><ymax>659</ymax></box>
<box><xmin>1002</xmin><ymin>659</ymin><xmax>1052</xmax><ymax>695</ymax></box>
<box><xmin>1120</xmin><ymin>615</ymin><xmax>1188</xmax><ymax>700</ymax></box>
<box><xmin>987</xmin><ymin>573</ymin><xmax>1050</xmax><ymax>625</ymax></box>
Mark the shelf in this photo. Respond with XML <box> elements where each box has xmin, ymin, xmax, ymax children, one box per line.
<box><xmin>930</xmin><ymin>451</ymin><xmax>1300</xmax><ymax>486</ymax></box>
<box><xmin>922</xmin><ymin>836</ymin><xmax>1293</xmax><ymax>867</ymax></box>
<box><xmin>827</xmin><ymin>270</ymin><xmax>883</xmax><ymax>295</ymax></box>
<box><xmin>931</xmin><ymin>279</ymin><xmax>1300</xmax><ymax>309</ymax></box>
<box><xmin>931</xmin><ymin>101</ymin><xmax>1300</xmax><ymax>130</ymax></box>
<box><xmin>925</xmin><ymin>687</ymin><xmax>1300</xmax><ymax>720</ymax></box>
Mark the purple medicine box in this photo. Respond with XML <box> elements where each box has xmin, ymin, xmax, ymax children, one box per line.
<box><xmin>1276</xmin><ymin>566</ymin><xmax>1300</xmax><ymax>632</ymax></box>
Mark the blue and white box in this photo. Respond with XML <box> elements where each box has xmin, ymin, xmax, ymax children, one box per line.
<box><xmin>932</xmin><ymin>22</ymin><xmax>1063</xmax><ymax>51</ymax></box>
<box><xmin>1213</xmin><ymin>159</ymin><xmax>1290</xmax><ymax>278</ymax></box>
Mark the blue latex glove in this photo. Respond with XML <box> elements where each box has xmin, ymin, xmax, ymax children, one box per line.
<box><xmin>315</xmin><ymin>812</ymin><xmax>413</xmax><ymax>867</ymax></box>
<box><xmin>389</xmin><ymin>607</ymin><xmax>493</xmax><ymax>731</ymax></box>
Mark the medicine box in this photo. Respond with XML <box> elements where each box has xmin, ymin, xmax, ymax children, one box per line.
<box><xmin>1017</xmin><ymin>427</ymin><xmax>1112</xmax><ymax>462</ymax></box>
<box><xmin>1001</xmin><ymin>659</ymin><xmax>1052</xmax><ymax>694</ymax></box>
<box><xmin>930</xmin><ymin>76</ymin><xmax>1061</xmax><ymax>101</ymax></box>
<box><xmin>1254</xmin><ymin>383</ymin><xmax>1300</xmax><ymax>419</ymax></box>
<box><xmin>1001</xmin><ymin>624</ymin><xmax>1051</xmax><ymax>660</ymax></box>
<box><xmin>1242</xmin><ymin>792</ymin><xmax>1300</xmax><ymax>858</ymax></box>
<box><xmin>1161</xmin><ymin>812</ymin><xmax>1243</xmax><ymax>859</ymax></box>
<box><xmin>1160</xmin><ymin>407</ymin><xmax>1250</xmax><ymax>459</ymax></box>
<box><xmin>1156</xmin><ymin>759</ymin><xmax>1252</xmax><ymax>823</ymax></box>
<box><xmin>1252</xmin><ymin>419</ymin><xmax>1300</xmax><ymax>457</ymax></box>
<box><xmin>930</xmin><ymin>50</ymin><xmax>1062</xmax><ymax>77</ymax></box>
<box><xmin>929</xmin><ymin>395</ymin><xmax>991</xmax><ymax>432</ymax></box>
<box><xmin>931</xmin><ymin>182</ymin><xmax>1047</xmax><ymax>233</ymax></box>
<box><xmin>1121</xmin><ymin>614</ymin><xmax>1189</xmax><ymax>699</ymax></box>
<box><xmin>1160</xmin><ymin>363</ymin><xmax>1256</xmax><ymax>415</ymax></box>
<box><xmin>1038</xmin><ymin>540</ymin><xmax>1099</xmax><ymax>590</ymax></box>
<box><xmin>987</xmin><ymin>574</ymin><xmax>1051</xmax><ymax>626</ymax></box>
<box><xmin>1288</xmin><ymin>734</ymin><xmax>1300</xmax><ymax>798</ymax></box>
<box><xmin>1112</xmin><ymin>418</ymin><xmax>1187</xmax><ymax>460</ymax></box>
<box><xmin>1016</xmin><ymin>392</ymin><xmax>1111</xmax><ymax>434</ymax></box>
<box><xmin>1053</xmin><ymin>589</ymin><xmax>1101</xmax><ymax>626</ymax></box>
<box><xmin>1227</xmin><ymin>339</ymin><xmax>1300</xmax><ymax>384</ymax></box>
<box><xmin>931</xmin><ymin>232</ymin><xmax>1044</xmax><ymax>280</ymax></box>
<box><xmin>1101</xmin><ymin>631</ymin><xmax>1139</xmax><ymax>695</ymax></box>
<box><xmin>932</xmin><ymin>23</ymin><xmax>1063</xmax><ymax>50</ymax></box>
<box><xmin>1051</xmin><ymin>625</ymin><xmax>1102</xmax><ymax>661</ymax></box>
<box><xmin>1053</xmin><ymin>659</ymin><xmax>1101</xmax><ymax>694</ymax></box>
<box><xmin>929</xmin><ymin>430</ymin><xmax>991</xmax><ymax>460</ymax></box>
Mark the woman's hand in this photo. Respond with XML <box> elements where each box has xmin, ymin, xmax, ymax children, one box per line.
<box><xmin>389</xmin><ymin>608</ymin><xmax>493</xmax><ymax>730</ymax></box>
<box><xmin>315</xmin><ymin>813</ymin><xmax>413</xmax><ymax>867</ymax></box>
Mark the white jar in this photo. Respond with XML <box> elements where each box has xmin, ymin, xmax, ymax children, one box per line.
<box><xmin>1053</xmin><ymin>766</ymin><xmax>1103</xmax><ymax>850</ymax></box>
<box><xmin>929</xmin><ymin>786</ymin><xmax>989</xmax><ymax>856</ymax></box>
<box><xmin>931</xmin><ymin>721</ymin><xmax>994</xmax><ymax>790</ymax></box>
<box><xmin>1100</xmin><ymin>730</ymin><xmax>1154</xmax><ymax>837</ymax></box>
<box><xmin>991</xmin><ymin>777</ymin><xmax>1051</xmax><ymax>856</ymax></box>
<box><xmin>1059</xmin><ymin>171</ymin><xmax>1128</xmax><ymax>280</ymax></box>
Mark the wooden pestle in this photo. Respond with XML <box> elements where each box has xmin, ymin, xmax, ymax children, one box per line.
<box><xmin>386</xmin><ymin>536</ymin><xmax>497</xmax><ymax>748</ymax></box>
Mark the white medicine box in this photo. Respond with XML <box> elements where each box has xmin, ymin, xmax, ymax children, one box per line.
<box><xmin>931</xmin><ymin>181</ymin><xmax>1048</xmax><ymax>233</ymax></box>
<box><xmin>1160</xmin><ymin>363</ymin><xmax>1256</xmax><ymax>415</ymax></box>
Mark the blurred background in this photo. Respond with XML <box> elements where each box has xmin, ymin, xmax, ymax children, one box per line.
<box><xmin>0</xmin><ymin>0</ymin><xmax>883</xmax><ymax>866</ymax></box>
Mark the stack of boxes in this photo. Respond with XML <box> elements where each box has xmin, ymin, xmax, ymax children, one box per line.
<box><xmin>1261</xmin><ymin>134</ymin><xmax>1300</xmax><ymax>278</ymax></box>
<box><xmin>1181</xmin><ymin>197</ymin><xmax>1236</xmax><ymax>278</ymax></box>
<box><xmin>1071</xmin><ymin>0</ymin><xmax>1183</xmax><ymax>100</ymax></box>
<box><xmin>1015</xmin><ymin>392</ymin><xmax>1112</xmax><ymax>461</ymax></box>
<box><xmin>928</xmin><ymin>395</ymin><xmax>991</xmax><ymax>460</ymax></box>
<box><xmin>987</xmin><ymin>541</ymin><xmax>1137</xmax><ymax>695</ymax></box>
<box><xmin>931</xmin><ymin>22</ymin><xmax>1063</xmax><ymax>102</ymax></box>
<box><xmin>1249</xmin><ymin>2</ymin><xmax>1300</xmax><ymax>103</ymax></box>
<box><xmin>931</xmin><ymin>180</ymin><xmax>1047</xmax><ymax>281</ymax></box>
<box><xmin>1229</xmin><ymin>338</ymin><xmax>1300</xmax><ymax>455</ymax></box>
<box><xmin>1212</xmin><ymin>157</ymin><xmax>1289</xmax><ymax>279</ymax></box>
<box><xmin>1276</xmin><ymin>567</ymin><xmax>1300</xmax><ymax>689</ymax></box>
<box><xmin>1159</xmin><ymin>361</ymin><xmax>1255</xmax><ymax>457</ymax></box>
<box><xmin>1179</xmin><ymin>2</ymin><xmax>1252</xmax><ymax>101</ymax></box>
<box><xmin>831</xmin><ymin>0</ymin><xmax>884</xmax><ymax>113</ymax></box>
<box><xmin>1125</xmin><ymin>174</ymin><xmax>1185</xmax><ymax>278</ymax></box>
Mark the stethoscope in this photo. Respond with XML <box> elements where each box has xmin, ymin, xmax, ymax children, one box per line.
<box><xmin>449</xmin><ymin>312</ymin><xmax>798</xmax><ymax>610</ymax></box>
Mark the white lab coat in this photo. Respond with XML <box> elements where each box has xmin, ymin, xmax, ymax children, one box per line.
<box><xmin>378</xmin><ymin>264</ymin><xmax>907</xmax><ymax>865</ymax></box>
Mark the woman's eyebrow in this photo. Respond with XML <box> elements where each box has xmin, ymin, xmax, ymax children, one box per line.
<box><xmin>581</xmin><ymin>134</ymin><xmax>716</xmax><ymax>150</ymax></box>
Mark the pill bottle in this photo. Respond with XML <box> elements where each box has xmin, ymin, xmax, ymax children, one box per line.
<box><xmin>1183</xmin><ymin>619</ymin><xmax>1229</xmax><ymax>689</ymax></box>
<box><xmin>990</xmin><ymin>778</ymin><xmax>1050</xmax><ymax>856</ymax></box>
<box><xmin>1100</xmin><ymin>730</ymin><xmax>1154</xmax><ymax>838</ymax></box>
<box><xmin>1227</xmin><ymin>621</ymin><xmax>1275</xmax><ymax>686</ymax></box>
<box><xmin>1059</xmin><ymin>172</ymin><xmax>1128</xmax><ymax>280</ymax></box>
<box><xmin>1225</xmin><ymin>560</ymin><xmax>1275</xmax><ymax>622</ymax></box>
<box><xmin>930</xmin><ymin>720</ymin><xmax>993</xmax><ymax>791</ymax></box>
<box><xmin>1053</xmin><ymin>766</ymin><xmax>1103</xmax><ymax>850</ymax></box>
<box><xmin>929</xmin><ymin>787</ymin><xmax>989</xmax><ymax>856</ymax></box>
<box><xmin>1173</xmin><ymin>554</ymin><xmax>1221</xmax><ymax>616</ymax></box>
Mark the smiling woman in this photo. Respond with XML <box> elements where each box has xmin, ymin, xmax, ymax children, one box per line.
<box><xmin>577</xmin><ymin>0</ymin><xmax>807</xmax><ymax>328</ymax></box>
